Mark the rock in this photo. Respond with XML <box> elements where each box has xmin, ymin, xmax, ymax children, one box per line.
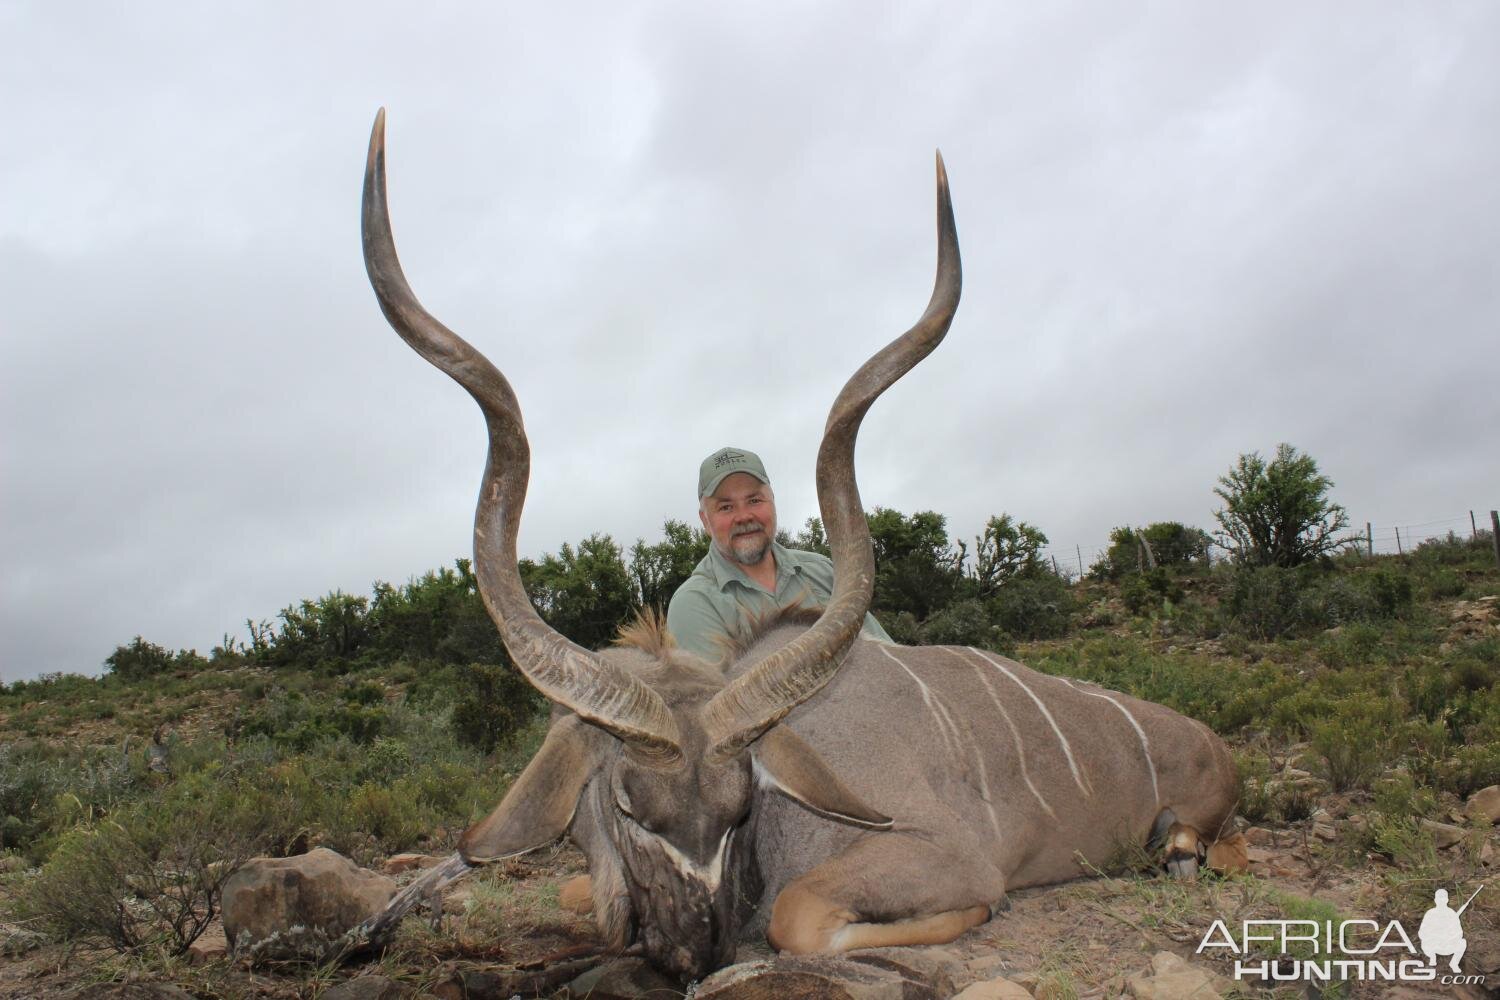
<box><xmin>559</xmin><ymin>873</ymin><xmax>593</xmax><ymax>914</ymax></box>
<box><xmin>1126</xmin><ymin>952</ymin><xmax>1227</xmax><ymax>999</ymax></box>
<box><xmin>186</xmin><ymin>924</ymin><xmax>227</xmax><ymax>964</ymax></box>
<box><xmin>564</xmin><ymin>957</ymin><xmax>679</xmax><ymax>999</ymax></box>
<box><xmin>1420</xmin><ymin>819</ymin><xmax>1467</xmax><ymax>850</ymax></box>
<box><xmin>1206</xmin><ymin>832</ymin><xmax>1249</xmax><ymax>874</ymax></box>
<box><xmin>70</xmin><ymin>986</ymin><xmax>196</xmax><ymax>1000</ymax></box>
<box><xmin>221</xmin><ymin>847</ymin><xmax>396</xmax><ymax>961</ymax></box>
<box><xmin>435</xmin><ymin>959</ymin><xmax>599</xmax><ymax>1000</ymax></box>
<box><xmin>443</xmin><ymin>886</ymin><xmax>474</xmax><ymax>913</ymax></box>
<box><xmin>381</xmin><ymin>853</ymin><xmax>443</xmax><ymax>875</ymax></box>
<box><xmin>1467</xmin><ymin>785</ymin><xmax>1500</xmax><ymax>824</ymax></box>
<box><xmin>696</xmin><ymin>952</ymin><xmax>945</xmax><ymax>1000</ymax></box>
<box><xmin>322</xmin><ymin>976</ymin><xmax>414</xmax><ymax>1000</ymax></box>
<box><xmin>1244</xmin><ymin>826</ymin><xmax>1276</xmax><ymax>846</ymax></box>
<box><xmin>1481</xmin><ymin>840</ymin><xmax>1496</xmax><ymax>866</ymax></box>
<box><xmin>953</xmin><ymin>978</ymin><xmax>1034</xmax><ymax>999</ymax></box>
<box><xmin>1311</xmin><ymin>818</ymin><xmax>1338</xmax><ymax>842</ymax></box>
<box><xmin>846</xmin><ymin>945</ymin><xmax>963</xmax><ymax>995</ymax></box>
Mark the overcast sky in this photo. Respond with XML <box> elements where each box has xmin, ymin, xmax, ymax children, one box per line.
<box><xmin>3</xmin><ymin>2</ymin><xmax>1497</xmax><ymax>683</ymax></box>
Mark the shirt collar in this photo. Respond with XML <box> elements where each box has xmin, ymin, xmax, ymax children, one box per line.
<box><xmin>708</xmin><ymin>539</ymin><xmax>796</xmax><ymax>593</ymax></box>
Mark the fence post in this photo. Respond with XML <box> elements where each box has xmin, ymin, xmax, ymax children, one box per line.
<box><xmin>1076</xmin><ymin>545</ymin><xmax>1084</xmax><ymax>579</ymax></box>
<box><xmin>1491</xmin><ymin>511</ymin><xmax>1499</xmax><ymax>570</ymax></box>
<box><xmin>1396</xmin><ymin>526</ymin><xmax>1403</xmax><ymax>555</ymax></box>
<box><xmin>1473</xmin><ymin>510</ymin><xmax>1479</xmax><ymax>540</ymax></box>
<box><xmin>1366</xmin><ymin>522</ymin><xmax>1373</xmax><ymax>557</ymax></box>
<box><xmin>1052</xmin><ymin>554</ymin><xmax>1060</xmax><ymax>577</ymax></box>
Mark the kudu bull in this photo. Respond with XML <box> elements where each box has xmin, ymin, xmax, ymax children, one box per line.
<box><xmin>358</xmin><ymin>109</ymin><xmax>1242</xmax><ymax>979</ymax></box>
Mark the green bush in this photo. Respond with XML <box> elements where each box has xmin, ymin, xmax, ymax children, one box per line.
<box><xmin>1222</xmin><ymin>566</ymin><xmax>1305</xmax><ymax>639</ymax></box>
<box><xmin>104</xmin><ymin>637</ymin><xmax>208</xmax><ymax>681</ymax></box>
<box><xmin>989</xmin><ymin>573</ymin><xmax>1075</xmax><ymax>640</ymax></box>
<box><xmin>917</xmin><ymin>599</ymin><xmax>1003</xmax><ymax>649</ymax></box>
<box><xmin>14</xmin><ymin>770</ymin><xmax>272</xmax><ymax>954</ymax></box>
<box><xmin>450</xmin><ymin>662</ymin><xmax>543</xmax><ymax>755</ymax></box>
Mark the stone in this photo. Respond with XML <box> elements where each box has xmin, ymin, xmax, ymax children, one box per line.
<box><xmin>1243</xmin><ymin>826</ymin><xmax>1275</xmax><ymax>846</ymax></box>
<box><xmin>321</xmin><ymin>976</ymin><xmax>414</xmax><ymax>1000</ymax></box>
<box><xmin>1420</xmin><ymin>819</ymin><xmax>1467</xmax><ymax>850</ymax></box>
<box><xmin>953</xmin><ymin>978</ymin><xmax>1034</xmax><ymax>999</ymax></box>
<box><xmin>696</xmin><ymin>952</ymin><xmax>941</xmax><ymax>1000</ymax></box>
<box><xmin>1311</xmin><ymin>818</ymin><xmax>1338</xmax><ymax>842</ymax></box>
<box><xmin>1126</xmin><ymin>952</ymin><xmax>1227</xmax><ymax>1000</ymax></box>
<box><xmin>381</xmin><ymin>853</ymin><xmax>442</xmax><ymax>875</ymax></box>
<box><xmin>1467</xmin><ymin>785</ymin><xmax>1500</xmax><ymax>824</ymax></box>
<box><xmin>1206</xmin><ymin>832</ymin><xmax>1249</xmax><ymax>874</ymax></box>
<box><xmin>564</xmin><ymin>957</ymin><xmax>680</xmax><ymax>999</ymax></box>
<box><xmin>185</xmin><ymin>924</ymin><xmax>227</xmax><ymax>964</ymax></box>
<box><xmin>221</xmin><ymin>847</ymin><xmax>396</xmax><ymax>961</ymax></box>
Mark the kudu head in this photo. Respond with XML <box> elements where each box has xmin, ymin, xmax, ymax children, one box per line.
<box><xmin>361</xmin><ymin>108</ymin><xmax>960</xmax><ymax>978</ymax></box>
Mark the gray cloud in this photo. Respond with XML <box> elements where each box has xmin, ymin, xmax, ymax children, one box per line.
<box><xmin>3</xmin><ymin>1</ymin><xmax>1497</xmax><ymax>680</ymax></box>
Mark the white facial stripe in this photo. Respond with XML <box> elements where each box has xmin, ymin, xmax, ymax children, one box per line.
<box><xmin>654</xmin><ymin>826</ymin><xmax>732</xmax><ymax>893</ymax></box>
<box><xmin>949</xmin><ymin>648</ymin><xmax>1057</xmax><ymax>821</ymax></box>
<box><xmin>965</xmin><ymin>647</ymin><xmax>1091</xmax><ymax>797</ymax></box>
<box><xmin>1064</xmin><ymin>679</ymin><xmax>1159</xmax><ymax>807</ymax></box>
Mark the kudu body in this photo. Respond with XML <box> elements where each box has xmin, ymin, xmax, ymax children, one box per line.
<box><xmin>359</xmin><ymin>110</ymin><xmax>1240</xmax><ymax>979</ymax></box>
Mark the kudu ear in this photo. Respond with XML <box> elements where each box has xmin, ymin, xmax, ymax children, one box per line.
<box><xmin>752</xmin><ymin>726</ymin><xmax>893</xmax><ymax>830</ymax></box>
<box><xmin>459</xmin><ymin>715</ymin><xmax>615</xmax><ymax>862</ymax></box>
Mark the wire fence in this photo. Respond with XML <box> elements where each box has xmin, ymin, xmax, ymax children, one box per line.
<box><xmin>1029</xmin><ymin>509</ymin><xmax>1498</xmax><ymax>580</ymax></box>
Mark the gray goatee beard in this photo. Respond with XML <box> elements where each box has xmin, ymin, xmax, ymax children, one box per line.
<box><xmin>725</xmin><ymin>526</ymin><xmax>770</xmax><ymax>566</ymax></box>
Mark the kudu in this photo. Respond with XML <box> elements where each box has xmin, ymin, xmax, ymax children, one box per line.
<box><xmin>358</xmin><ymin>109</ymin><xmax>1242</xmax><ymax>979</ymax></box>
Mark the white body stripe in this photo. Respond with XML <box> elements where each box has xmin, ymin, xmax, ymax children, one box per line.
<box><xmin>950</xmin><ymin>648</ymin><xmax>1057</xmax><ymax>821</ymax></box>
<box><xmin>965</xmin><ymin>647</ymin><xmax>1091</xmax><ymax>797</ymax></box>
<box><xmin>880</xmin><ymin>645</ymin><xmax>964</xmax><ymax>761</ymax></box>
<box><xmin>1065</xmin><ymin>679</ymin><xmax>1159</xmax><ymax>806</ymax></box>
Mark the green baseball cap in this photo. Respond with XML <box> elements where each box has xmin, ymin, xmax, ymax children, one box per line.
<box><xmin>698</xmin><ymin>447</ymin><xmax>770</xmax><ymax>499</ymax></box>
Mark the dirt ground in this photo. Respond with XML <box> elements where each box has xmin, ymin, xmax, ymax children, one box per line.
<box><xmin>4</xmin><ymin>815</ymin><xmax>1497</xmax><ymax>1000</ymax></box>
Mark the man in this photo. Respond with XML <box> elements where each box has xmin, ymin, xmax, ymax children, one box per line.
<box><xmin>666</xmin><ymin>446</ymin><xmax>892</xmax><ymax>661</ymax></box>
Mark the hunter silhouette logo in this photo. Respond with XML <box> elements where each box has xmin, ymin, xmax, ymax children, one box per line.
<box><xmin>714</xmin><ymin>451</ymin><xmax>747</xmax><ymax>468</ymax></box>
<box><xmin>1419</xmin><ymin>885</ymin><xmax>1481</xmax><ymax>973</ymax></box>
<box><xmin>1197</xmin><ymin>882</ymin><xmax>1487</xmax><ymax>986</ymax></box>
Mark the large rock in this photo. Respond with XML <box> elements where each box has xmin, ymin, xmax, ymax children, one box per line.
<box><xmin>1467</xmin><ymin>785</ymin><xmax>1500</xmax><ymax>824</ymax></box>
<box><xmin>695</xmin><ymin>951</ymin><xmax>952</xmax><ymax>1000</ymax></box>
<box><xmin>1126</xmin><ymin>952</ymin><xmax>1230</xmax><ymax>1000</ymax></box>
<box><xmin>221</xmin><ymin>847</ymin><xmax>396</xmax><ymax>961</ymax></box>
<box><xmin>953</xmin><ymin>979</ymin><xmax>1034</xmax><ymax>999</ymax></box>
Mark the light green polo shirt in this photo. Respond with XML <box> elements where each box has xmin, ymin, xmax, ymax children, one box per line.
<box><xmin>665</xmin><ymin>540</ymin><xmax>892</xmax><ymax>662</ymax></box>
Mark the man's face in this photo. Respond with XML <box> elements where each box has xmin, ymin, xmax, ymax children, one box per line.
<box><xmin>700</xmin><ymin>472</ymin><xmax>776</xmax><ymax>567</ymax></box>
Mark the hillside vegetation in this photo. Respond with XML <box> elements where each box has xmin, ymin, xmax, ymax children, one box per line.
<box><xmin>2</xmin><ymin>497</ymin><xmax>1498</xmax><ymax>996</ymax></box>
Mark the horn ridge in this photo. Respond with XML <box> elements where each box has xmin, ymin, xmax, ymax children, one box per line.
<box><xmin>703</xmin><ymin>152</ymin><xmax>961</xmax><ymax>755</ymax></box>
<box><xmin>361</xmin><ymin>109</ymin><xmax>680</xmax><ymax>761</ymax></box>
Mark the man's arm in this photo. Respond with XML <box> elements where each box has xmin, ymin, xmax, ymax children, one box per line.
<box><xmin>666</xmin><ymin>585</ymin><xmax>733</xmax><ymax>662</ymax></box>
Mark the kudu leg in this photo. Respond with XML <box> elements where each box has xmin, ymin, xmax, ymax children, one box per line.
<box><xmin>766</xmin><ymin>834</ymin><xmax>1005</xmax><ymax>955</ymax></box>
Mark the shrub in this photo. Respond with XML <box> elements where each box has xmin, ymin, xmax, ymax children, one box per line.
<box><xmin>1212</xmin><ymin>444</ymin><xmax>1351</xmax><ymax>567</ymax></box>
<box><xmin>14</xmin><ymin>771</ymin><xmax>271</xmax><ymax>954</ymax></box>
<box><xmin>918</xmin><ymin>599</ymin><xmax>1003</xmax><ymax>649</ymax></box>
<box><xmin>989</xmin><ymin>573</ymin><xmax>1075</xmax><ymax>640</ymax></box>
<box><xmin>450</xmin><ymin>662</ymin><xmax>543</xmax><ymax>755</ymax></box>
<box><xmin>1095</xmin><ymin>523</ymin><xmax>1211</xmax><ymax>579</ymax></box>
<box><xmin>104</xmin><ymin>637</ymin><xmax>208</xmax><ymax>681</ymax></box>
<box><xmin>1222</xmin><ymin>566</ymin><xmax>1305</xmax><ymax>639</ymax></box>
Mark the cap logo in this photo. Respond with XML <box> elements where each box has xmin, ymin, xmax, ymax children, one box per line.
<box><xmin>715</xmin><ymin>451</ymin><xmax>747</xmax><ymax>468</ymax></box>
